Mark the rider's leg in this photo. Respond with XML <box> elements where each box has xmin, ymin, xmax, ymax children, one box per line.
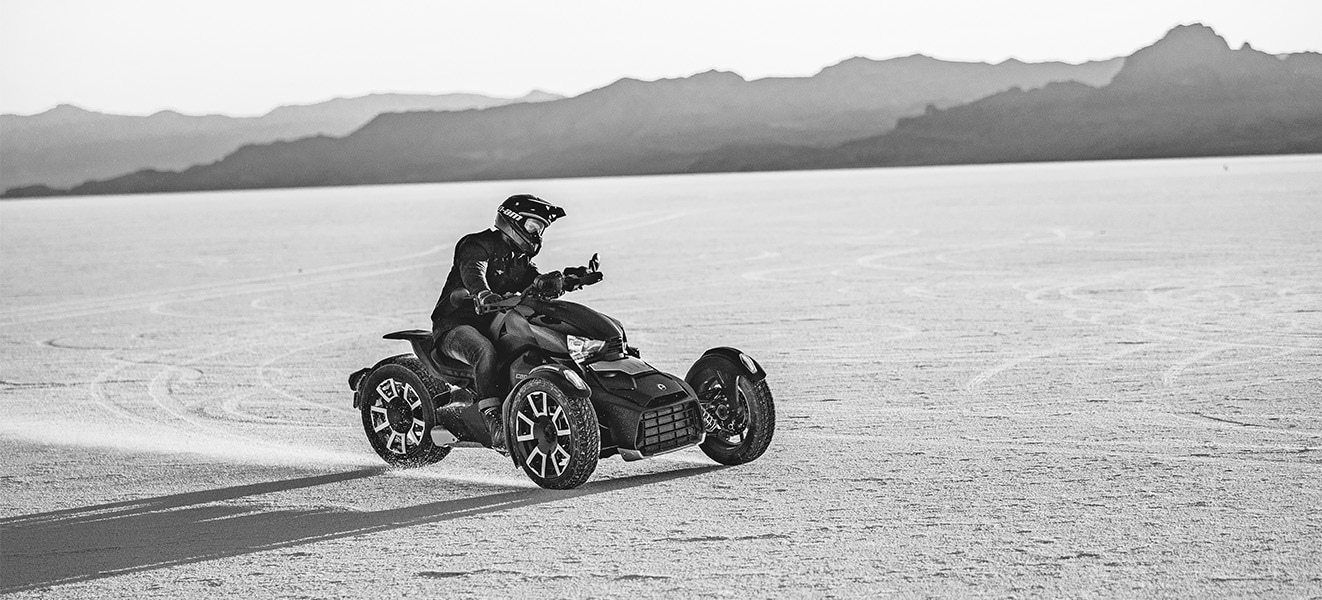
<box><xmin>437</xmin><ymin>325</ymin><xmax>505</xmax><ymax>447</ymax></box>
<box><xmin>437</xmin><ymin>325</ymin><xmax>499</xmax><ymax>399</ymax></box>
<box><xmin>476</xmin><ymin>396</ymin><xmax>505</xmax><ymax>449</ymax></box>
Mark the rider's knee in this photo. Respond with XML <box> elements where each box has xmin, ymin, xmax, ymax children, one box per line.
<box><xmin>472</xmin><ymin>340</ymin><xmax>497</xmax><ymax>366</ymax></box>
<box><xmin>442</xmin><ymin>325</ymin><xmax>497</xmax><ymax>365</ymax></box>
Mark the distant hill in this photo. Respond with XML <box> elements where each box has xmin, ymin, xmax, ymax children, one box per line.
<box><xmin>693</xmin><ymin>24</ymin><xmax>1322</xmax><ymax>172</ymax></box>
<box><xmin>0</xmin><ymin>91</ymin><xmax>560</xmax><ymax>190</ymax></box>
<box><xmin>6</xmin><ymin>56</ymin><xmax>1120</xmax><ymax>197</ymax></box>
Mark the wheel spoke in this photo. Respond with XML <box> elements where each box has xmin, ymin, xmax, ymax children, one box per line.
<box><xmin>724</xmin><ymin>373</ymin><xmax>743</xmax><ymax>407</ymax></box>
<box><xmin>698</xmin><ymin>372</ymin><xmax>730</xmax><ymax>433</ymax></box>
<box><xmin>370</xmin><ymin>405</ymin><xmax>391</xmax><ymax>432</ymax></box>
<box><xmin>376</xmin><ymin>379</ymin><xmax>397</xmax><ymax>402</ymax></box>
<box><xmin>530</xmin><ymin>391</ymin><xmax>549</xmax><ymax>417</ymax></box>
<box><xmin>526</xmin><ymin>446</ymin><xmax>548</xmax><ymax>478</ymax></box>
<box><xmin>552</xmin><ymin>406</ymin><xmax>571</xmax><ymax>436</ymax></box>
<box><xmin>407</xmin><ymin>418</ymin><xmax>425</xmax><ymax>444</ymax></box>
<box><xmin>549</xmin><ymin>446</ymin><xmax>570</xmax><ymax>476</ymax></box>
<box><xmin>404</xmin><ymin>384</ymin><xmax>421</xmax><ymax>410</ymax></box>
<box><xmin>388</xmin><ymin>431</ymin><xmax>405</xmax><ymax>454</ymax></box>
<box><xmin>515</xmin><ymin>412</ymin><xmax>537</xmax><ymax>442</ymax></box>
<box><xmin>714</xmin><ymin>370</ymin><xmax>733</xmax><ymax>397</ymax></box>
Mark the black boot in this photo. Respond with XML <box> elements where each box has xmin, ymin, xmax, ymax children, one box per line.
<box><xmin>478</xmin><ymin>397</ymin><xmax>505</xmax><ymax>451</ymax></box>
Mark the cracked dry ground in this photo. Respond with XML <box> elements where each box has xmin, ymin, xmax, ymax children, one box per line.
<box><xmin>2</xmin><ymin>156</ymin><xmax>1320</xmax><ymax>598</ymax></box>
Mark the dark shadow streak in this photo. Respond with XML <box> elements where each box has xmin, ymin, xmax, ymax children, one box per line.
<box><xmin>0</xmin><ymin>464</ymin><xmax>722</xmax><ymax>592</ymax></box>
<box><xmin>0</xmin><ymin>468</ymin><xmax>387</xmax><ymax>528</ymax></box>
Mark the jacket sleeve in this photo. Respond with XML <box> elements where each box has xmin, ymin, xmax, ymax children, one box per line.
<box><xmin>519</xmin><ymin>259</ymin><xmax>542</xmax><ymax>288</ymax></box>
<box><xmin>456</xmin><ymin>238</ymin><xmax>492</xmax><ymax>295</ymax></box>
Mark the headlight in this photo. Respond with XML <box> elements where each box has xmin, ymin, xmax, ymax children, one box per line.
<box><xmin>566</xmin><ymin>335</ymin><xmax>607</xmax><ymax>363</ymax></box>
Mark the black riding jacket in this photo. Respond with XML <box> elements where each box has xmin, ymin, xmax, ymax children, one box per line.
<box><xmin>431</xmin><ymin>229</ymin><xmax>541</xmax><ymax>333</ymax></box>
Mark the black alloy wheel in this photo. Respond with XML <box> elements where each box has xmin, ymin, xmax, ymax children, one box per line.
<box><xmin>508</xmin><ymin>378</ymin><xmax>600</xmax><ymax>489</ymax></box>
<box><xmin>686</xmin><ymin>354</ymin><xmax>775</xmax><ymax>465</ymax></box>
<box><xmin>359</xmin><ymin>357</ymin><xmax>451</xmax><ymax>467</ymax></box>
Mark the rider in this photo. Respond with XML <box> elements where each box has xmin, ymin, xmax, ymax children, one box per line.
<box><xmin>430</xmin><ymin>194</ymin><xmax>567</xmax><ymax>449</ymax></box>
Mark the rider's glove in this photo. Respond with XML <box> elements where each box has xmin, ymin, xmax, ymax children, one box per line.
<box><xmin>562</xmin><ymin>266</ymin><xmax>602</xmax><ymax>292</ymax></box>
<box><xmin>474</xmin><ymin>289</ymin><xmax>503</xmax><ymax>314</ymax></box>
<box><xmin>533</xmin><ymin>271</ymin><xmax>565</xmax><ymax>299</ymax></box>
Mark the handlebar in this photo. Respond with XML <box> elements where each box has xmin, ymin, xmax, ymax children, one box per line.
<box><xmin>474</xmin><ymin>254</ymin><xmax>603</xmax><ymax>315</ymax></box>
<box><xmin>475</xmin><ymin>290</ymin><xmax>528</xmax><ymax>314</ymax></box>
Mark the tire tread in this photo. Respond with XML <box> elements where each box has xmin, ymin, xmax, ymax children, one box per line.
<box><xmin>688</xmin><ymin>355</ymin><xmax>776</xmax><ymax>466</ymax></box>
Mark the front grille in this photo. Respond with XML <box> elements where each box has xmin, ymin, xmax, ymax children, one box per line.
<box><xmin>637</xmin><ymin>401</ymin><xmax>702</xmax><ymax>456</ymax></box>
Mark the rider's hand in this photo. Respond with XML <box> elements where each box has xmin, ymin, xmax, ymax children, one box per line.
<box><xmin>474</xmin><ymin>290</ymin><xmax>504</xmax><ymax>313</ymax></box>
<box><xmin>562</xmin><ymin>265</ymin><xmax>602</xmax><ymax>291</ymax></box>
<box><xmin>533</xmin><ymin>271</ymin><xmax>565</xmax><ymax>299</ymax></box>
<box><xmin>566</xmin><ymin>271</ymin><xmax>603</xmax><ymax>291</ymax></box>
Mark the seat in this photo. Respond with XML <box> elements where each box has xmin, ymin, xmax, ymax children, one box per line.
<box><xmin>383</xmin><ymin>329</ymin><xmax>433</xmax><ymax>344</ymax></box>
<box><xmin>383</xmin><ymin>329</ymin><xmax>474</xmax><ymax>383</ymax></box>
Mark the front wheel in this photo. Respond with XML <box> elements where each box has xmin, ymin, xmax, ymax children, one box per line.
<box><xmin>358</xmin><ymin>356</ymin><xmax>451</xmax><ymax>468</ymax></box>
<box><xmin>686</xmin><ymin>354</ymin><xmax>775</xmax><ymax>465</ymax></box>
<box><xmin>508</xmin><ymin>378</ymin><xmax>600</xmax><ymax>489</ymax></box>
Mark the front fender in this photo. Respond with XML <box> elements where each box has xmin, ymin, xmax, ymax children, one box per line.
<box><xmin>697</xmin><ymin>347</ymin><xmax>767</xmax><ymax>383</ymax></box>
<box><xmin>349</xmin><ymin>368</ymin><xmax>371</xmax><ymax>408</ymax></box>
<box><xmin>518</xmin><ymin>365</ymin><xmax>592</xmax><ymax>399</ymax></box>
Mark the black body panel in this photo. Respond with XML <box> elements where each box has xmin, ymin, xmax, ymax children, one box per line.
<box><xmin>370</xmin><ymin>296</ymin><xmax>702</xmax><ymax>458</ymax></box>
<box><xmin>584</xmin><ymin>363</ymin><xmax>702</xmax><ymax>456</ymax></box>
<box><xmin>525</xmin><ymin>299</ymin><xmax>624</xmax><ymax>341</ymax></box>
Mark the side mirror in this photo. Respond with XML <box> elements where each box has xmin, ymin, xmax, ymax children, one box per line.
<box><xmin>588</xmin><ymin>253</ymin><xmax>600</xmax><ymax>273</ymax></box>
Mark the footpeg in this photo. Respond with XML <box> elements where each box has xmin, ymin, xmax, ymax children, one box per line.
<box><xmin>429</xmin><ymin>428</ymin><xmax>459</xmax><ymax>446</ymax></box>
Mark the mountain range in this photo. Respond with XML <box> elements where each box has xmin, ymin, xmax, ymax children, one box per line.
<box><xmin>692</xmin><ymin>24</ymin><xmax>1322</xmax><ymax>172</ymax></box>
<box><xmin>5</xmin><ymin>23</ymin><xmax>1319</xmax><ymax>198</ymax></box>
<box><xmin>5</xmin><ymin>56</ymin><xmax>1118</xmax><ymax>197</ymax></box>
<box><xmin>0</xmin><ymin>91</ymin><xmax>560</xmax><ymax>191</ymax></box>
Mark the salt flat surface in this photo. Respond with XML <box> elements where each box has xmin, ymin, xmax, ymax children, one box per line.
<box><xmin>1</xmin><ymin>156</ymin><xmax>1320</xmax><ymax>597</ymax></box>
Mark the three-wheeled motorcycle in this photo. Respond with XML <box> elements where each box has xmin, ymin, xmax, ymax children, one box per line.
<box><xmin>349</xmin><ymin>256</ymin><xmax>775</xmax><ymax>489</ymax></box>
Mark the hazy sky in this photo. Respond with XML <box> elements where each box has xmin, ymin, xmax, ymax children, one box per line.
<box><xmin>2</xmin><ymin>0</ymin><xmax>1319</xmax><ymax>116</ymax></box>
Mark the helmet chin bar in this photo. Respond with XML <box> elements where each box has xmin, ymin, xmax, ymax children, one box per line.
<box><xmin>495</xmin><ymin>220</ymin><xmax>541</xmax><ymax>254</ymax></box>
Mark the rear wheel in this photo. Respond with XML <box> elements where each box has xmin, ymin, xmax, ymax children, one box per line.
<box><xmin>359</xmin><ymin>356</ymin><xmax>451</xmax><ymax>468</ymax></box>
<box><xmin>508</xmin><ymin>378</ymin><xmax>599</xmax><ymax>489</ymax></box>
<box><xmin>686</xmin><ymin>354</ymin><xmax>775</xmax><ymax>465</ymax></box>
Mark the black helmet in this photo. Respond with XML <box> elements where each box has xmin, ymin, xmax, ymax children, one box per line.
<box><xmin>495</xmin><ymin>194</ymin><xmax>565</xmax><ymax>254</ymax></box>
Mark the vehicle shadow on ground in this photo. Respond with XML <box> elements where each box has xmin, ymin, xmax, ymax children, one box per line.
<box><xmin>0</xmin><ymin>464</ymin><xmax>722</xmax><ymax>592</ymax></box>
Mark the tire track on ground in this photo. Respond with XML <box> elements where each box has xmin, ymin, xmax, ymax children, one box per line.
<box><xmin>964</xmin><ymin>345</ymin><xmax>1079</xmax><ymax>394</ymax></box>
<box><xmin>786</xmin><ymin>431</ymin><xmax>1322</xmax><ymax>469</ymax></box>
<box><xmin>0</xmin><ymin>245</ymin><xmax>446</xmax><ymax>327</ymax></box>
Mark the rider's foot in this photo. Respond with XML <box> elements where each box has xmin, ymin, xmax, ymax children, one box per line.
<box><xmin>478</xmin><ymin>398</ymin><xmax>506</xmax><ymax>451</ymax></box>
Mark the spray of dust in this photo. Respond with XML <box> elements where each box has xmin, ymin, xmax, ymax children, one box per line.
<box><xmin>0</xmin><ymin>417</ymin><xmax>380</xmax><ymax>469</ymax></box>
